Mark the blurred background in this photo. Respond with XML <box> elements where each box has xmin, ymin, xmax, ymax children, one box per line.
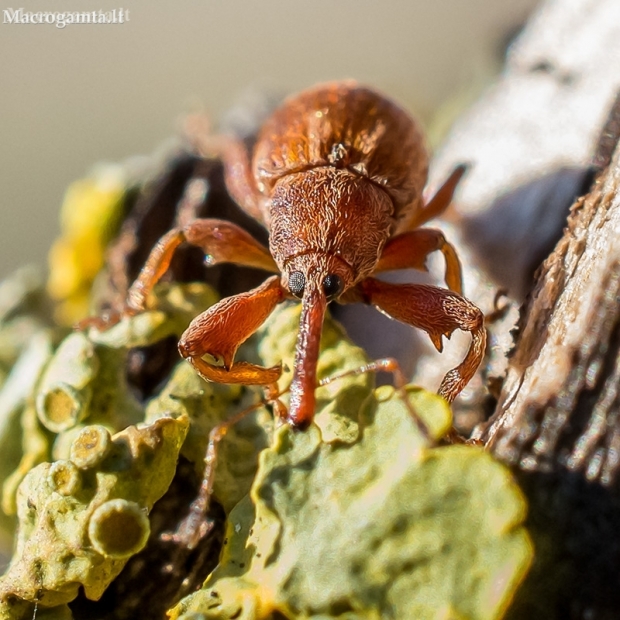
<box><xmin>0</xmin><ymin>0</ymin><xmax>539</xmax><ymax>279</ymax></box>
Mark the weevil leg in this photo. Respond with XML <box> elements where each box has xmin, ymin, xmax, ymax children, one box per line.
<box><xmin>375</xmin><ymin>228</ymin><xmax>463</xmax><ymax>295</ymax></box>
<box><xmin>317</xmin><ymin>357</ymin><xmax>432</xmax><ymax>439</ymax></box>
<box><xmin>80</xmin><ymin>218</ymin><xmax>278</xmax><ymax>330</ymax></box>
<box><xmin>164</xmin><ymin>379</ymin><xmax>290</xmax><ymax>550</ymax></box>
<box><xmin>162</xmin><ymin>397</ymin><xmax>271</xmax><ymax>549</ymax></box>
<box><xmin>185</xmin><ymin>118</ymin><xmax>266</xmax><ymax>224</ymax></box>
<box><xmin>354</xmin><ymin>277</ymin><xmax>486</xmax><ymax>404</ymax></box>
<box><xmin>405</xmin><ymin>164</ymin><xmax>468</xmax><ymax>230</ymax></box>
<box><xmin>178</xmin><ymin>275</ymin><xmax>285</xmax><ymax>386</ymax></box>
<box><xmin>162</xmin><ymin>276</ymin><xmax>287</xmax><ymax>549</ymax></box>
<box><xmin>128</xmin><ymin>218</ymin><xmax>278</xmax><ymax>313</ymax></box>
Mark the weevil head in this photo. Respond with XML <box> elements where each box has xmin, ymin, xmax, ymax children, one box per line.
<box><xmin>269</xmin><ymin>166</ymin><xmax>395</xmax><ymax>300</ymax></box>
<box><xmin>283</xmin><ymin>251</ymin><xmax>350</xmax><ymax>306</ymax></box>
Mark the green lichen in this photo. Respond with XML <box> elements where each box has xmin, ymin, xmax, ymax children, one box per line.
<box><xmin>145</xmin><ymin>360</ymin><xmax>269</xmax><ymax>515</ymax></box>
<box><xmin>1</xmin><ymin>280</ymin><xmax>217</xmax><ymax>521</ymax></box>
<box><xmin>0</xmin><ymin>415</ymin><xmax>188</xmax><ymax>616</ymax></box>
<box><xmin>169</xmin><ymin>304</ymin><xmax>532</xmax><ymax>620</ymax></box>
<box><xmin>257</xmin><ymin>303</ymin><xmax>374</xmax><ymax>445</ymax></box>
<box><xmin>170</xmin><ymin>385</ymin><xmax>531</xmax><ymax>620</ymax></box>
<box><xmin>0</xmin><ymin>280</ymin><xmax>220</xmax><ymax>618</ymax></box>
<box><xmin>0</xmin><ymin>253</ymin><xmax>533</xmax><ymax>619</ymax></box>
<box><xmin>0</xmin><ymin>268</ymin><xmax>58</xmax><ymax>542</ymax></box>
<box><xmin>88</xmin><ymin>498</ymin><xmax>152</xmax><ymax>558</ymax></box>
<box><xmin>36</xmin><ymin>332</ymin><xmax>100</xmax><ymax>433</ymax></box>
<box><xmin>142</xmin><ymin>301</ymin><xmax>376</xmax><ymax>519</ymax></box>
<box><xmin>0</xmin><ymin>266</ymin><xmax>55</xmax><ymax>384</ymax></box>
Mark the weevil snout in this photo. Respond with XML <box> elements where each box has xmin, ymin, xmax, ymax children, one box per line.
<box><xmin>288</xmin><ymin>280</ymin><xmax>329</xmax><ymax>428</ymax></box>
<box><xmin>284</xmin><ymin>254</ymin><xmax>350</xmax><ymax>428</ymax></box>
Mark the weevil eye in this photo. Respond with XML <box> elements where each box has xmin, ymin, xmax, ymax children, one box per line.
<box><xmin>288</xmin><ymin>271</ymin><xmax>306</xmax><ymax>298</ymax></box>
<box><xmin>322</xmin><ymin>274</ymin><xmax>344</xmax><ymax>300</ymax></box>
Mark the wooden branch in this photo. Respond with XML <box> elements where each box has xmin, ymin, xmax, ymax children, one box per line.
<box><xmin>409</xmin><ymin>0</ymin><xmax>620</xmax><ymax>440</ymax></box>
<box><xmin>483</xmin><ymin>159</ymin><xmax>620</xmax><ymax>471</ymax></box>
<box><xmin>412</xmin><ymin>0</ymin><xmax>620</xmax><ymax>620</ymax></box>
<box><xmin>420</xmin><ymin>1</ymin><xmax>620</xmax><ymax>617</ymax></box>
<box><xmin>483</xmin><ymin>155</ymin><xmax>620</xmax><ymax>618</ymax></box>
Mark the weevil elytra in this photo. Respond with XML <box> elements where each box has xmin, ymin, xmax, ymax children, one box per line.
<box><xmin>89</xmin><ymin>81</ymin><xmax>486</xmax><ymax>545</ymax></box>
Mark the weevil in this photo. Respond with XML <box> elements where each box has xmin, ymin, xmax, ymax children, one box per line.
<box><xmin>95</xmin><ymin>81</ymin><xmax>486</xmax><ymax>545</ymax></box>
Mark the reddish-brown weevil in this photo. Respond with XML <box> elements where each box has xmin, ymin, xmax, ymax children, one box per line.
<box><xmin>99</xmin><ymin>81</ymin><xmax>486</xmax><ymax>545</ymax></box>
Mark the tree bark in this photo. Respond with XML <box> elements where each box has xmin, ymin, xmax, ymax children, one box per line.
<box><xmin>426</xmin><ymin>1</ymin><xmax>620</xmax><ymax>617</ymax></box>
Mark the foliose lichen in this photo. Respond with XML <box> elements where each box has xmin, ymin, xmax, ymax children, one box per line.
<box><xmin>47</xmin><ymin>165</ymin><xmax>127</xmax><ymax>325</ymax></box>
<box><xmin>0</xmin><ymin>270</ymin><xmax>225</xmax><ymax>618</ymax></box>
<box><xmin>0</xmin><ymin>165</ymin><xmax>534</xmax><ymax>620</ymax></box>
<box><xmin>0</xmin><ymin>415</ymin><xmax>188</xmax><ymax>614</ymax></box>
<box><xmin>169</xmin><ymin>305</ymin><xmax>533</xmax><ymax>620</ymax></box>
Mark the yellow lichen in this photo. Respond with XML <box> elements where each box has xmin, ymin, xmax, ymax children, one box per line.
<box><xmin>0</xmin><ymin>280</ymin><xmax>222</xmax><ymax>618</ymax></box>
<box><xmin>88</xmin><ymin>499</ymin><xmax>151</xmax><ymax>559</ymax></box>
<box><xmin>35</xmin><ymin>332</ymin><xmax>99</xmax><ymax>432</ymax></box>
<box><xmin>47</xmin><ymin>460</ymin><xmax>81</xmax><ymax>496</ymax></box>
<box><xmin>69</xmin><ymin>425</ymin><xmax>112</xmax><ymax>469</ymax></box>
<box><xmin>47</xmin><ymin>166</ymin><xmax>126</xmax><ymax>325</ymax></box>
<box><xmin>0</xmin><ymin>416</ymin><xmax>189</xmax><ymax>611</ymax></box>
<box><xmin>170</xmin><ymin>384</ymin><xmax>532</xmax><ymax>620</ymax></box>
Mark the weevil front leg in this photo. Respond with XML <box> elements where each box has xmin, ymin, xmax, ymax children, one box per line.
<box><xmin>80</xmin><ymin>218</ymin><xmax>277</xmax><ymax>329</ymax></box>
<box><xmin>178</xmin><ymin>275</ymin><xmax>285</xmax><ymax>386</ymax></box>
<box><xmin>375</xmin><ymin>228</ymin><xmax>464</xmax><ymax>295</ymax></box>
<box><xmin>356</xmin><ymin>277</ymin><xmax>486</xmax><ymax>404</ymax></box>
<box><xmin>164</xmin><ymin>275</ymin><xmax>286</xmax><ymax>548</ymax></box>
<box><xmin>79</xmin><ymin>220</ymin><xmax>278</xmax><ymax>331</ymax></box>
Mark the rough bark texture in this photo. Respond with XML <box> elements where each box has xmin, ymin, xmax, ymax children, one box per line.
<box><xmin>424</xmin><ymin>0</ymin><xmax>620</xmax><ymax>617</ymax></box>
<box><xmin>482</xmin><ymin>168</ymin><xmax>620</xmax><ymax>475</ymax></box>
<box><xmin>487</xmin><ymin>156</ymin><xmax>620</xmax><ymax>620</ymax></box>
<box><xmin>414</xmin><ymin>0</ymin><xmax>619</xmax><ymax>391</ymax></box>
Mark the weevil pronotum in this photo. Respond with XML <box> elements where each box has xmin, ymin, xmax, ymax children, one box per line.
<box><xmin>90</xmin><ymin>81</ymin><xmax>486</xmax><ymax>546</ymax></box>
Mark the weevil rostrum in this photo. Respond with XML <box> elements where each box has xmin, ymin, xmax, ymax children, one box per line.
<box><xmin>93</xmin><ymin>81</ymin><xmax>486</xmax><ymax>545</ymax></box>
